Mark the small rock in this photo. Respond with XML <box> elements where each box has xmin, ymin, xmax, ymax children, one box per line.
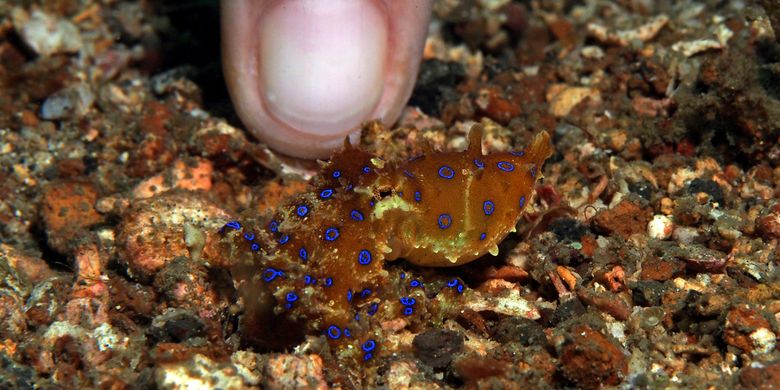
<box><xmin>149</xmin><ymin>309</ymin><xmax>206</xmax><ymax>343</ymax></box>
<box><xmin>40</xmin><ymin>84</ymin><xmax>95</xmax><ymax>120</ymax></box>
<box><xmin>263</xmin><ymin>354</ymin><xmax>327</xmax><ymax>390</ymax></box>
<box><xmin>13</xmin><ymin>8</ymin><xmax>83</xmax><ymax>56</ymax></box>
<box><xmin>756</xmin><ymin>203</ymin><xmax>780</xmax><ymax>239</ymax></box>
<box><xmin>560</xmin><ymin>325</ymin><xmax>627</xmax><ymax>388</ymax></box>
<box><xmin>413</xmin><ymin>329</ymin><xmax>465</xmax><ymax>369</ymax></box>
<box><xmin>41</xmin><ymin>180</ymin><xmax>103</xmax><ymax>254</ymax></box>
<box><xmin>640</xmin><ymin>258</ymin><xmax>685</xmax><ymax>281</ymax></box>
<box><xmin>687</xmin><ymin>178</ymin><xmax>726</xmax><ymax>206</ymax></box>
<box><xmin>723</xmin><ymin>305</ymin><xmax>776</xmax><ymax>355</ymax></box>
<box><xmin>738</xmin><ymin>361</ymin><xmax>780</xmax><ymax>389</ymax></box>
<box><xmin>546</xmin><ymin>84</ymin><xmax>601</xmax><ymax>117</ymax></box>
<box><xmin>116</xmin><ymin>191</ymin><xmax>232</xmax><ymax>280</ymax></box>
<box><xmin>550</xmin><ymin>298</ymin><xmax>586</xmax><ymax>326</ymax></box>
<box><xmin>549</xmin><ymin>218</ymin><xmax>587</xmax><ymax>242</ymax></box>
<box><xmin>493</xmin><ymin>316</ymin><xmax>546</xmax><ymax>346</ymax></box>
<box><xmin>592</xmin><ymin>198</ymin><xmax>653</xmax><ymax>238</ymax></box>
<box><xmin>647</xmin><ymin>214</ymin><xmax>674</xmax><ymax>240</ymax></box>
<box><xmin>630</xmin><ymin>280</ymin><xmax>666</xmax><ymax>307</ymax></box>
<box><xmin>155</xmin><ymin>353</ymin><xmax>245</xmax><ymax>390</ymax></box>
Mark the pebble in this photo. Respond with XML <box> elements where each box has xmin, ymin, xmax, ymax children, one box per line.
<box><xmin>13</xmin><ymin>8</ymin><xmax>83</xmax><ymax>56</ymax></box>
<box><xmin>560</xmin><ymin>324</ymin><xmax>627</xmax><ymax>388</ymax></box>
<box><xmin>647</xmin><ymin>214</ymin><xmax>674</xmax><ymax>240</ymax></box>
<box><xmin>40</xmin><ymin>84</ymin><xmax>95</xmax><ymax>120</ymax></box>
<box><xmin>155</xmin><ymin>354</ymin><xmax>245</xmax><ymax>390</ymax></box>
<box><xmin>116</xmin><ymin>191</ymin><xmax>233</xmax><ymax>280</ymax></box>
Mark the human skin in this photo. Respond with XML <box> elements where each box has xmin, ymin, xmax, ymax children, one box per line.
<box><xmin>221</xmin><ymin>0</ymin><xmax>434</xmax><ymax>159</ymax></box>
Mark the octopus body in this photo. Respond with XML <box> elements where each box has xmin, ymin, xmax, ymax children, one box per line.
<box><xmin>211</xmin><ymin>125</ymin><xmax>552</xmax><ymax>366</ymax></box>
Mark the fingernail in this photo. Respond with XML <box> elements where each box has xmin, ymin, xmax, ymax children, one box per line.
<box><xmin>259</xmin><ymin>0</ymin><xmax>387</xmax><ymax>135</ymax></box>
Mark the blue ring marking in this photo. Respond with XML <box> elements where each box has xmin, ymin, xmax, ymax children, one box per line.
<box><xmin>403</xmin><ymin>307</ymin><xmax>414</xmax><ymax>316</ymax></box>
<box><xmin>362</xmin><ymin>166</ymin><xmax>371</xmax><ymax>174</ymax></box>
<box><xmin>225</xmin><ymin>221</ymin><xmax>241</xmax><ymax>230</ymax></box>
<box><xmin>320</xmin><ymin>189</ymin><xmax>334</xmax><ymax>199</ymax></box>
<box><xmin>327</xmin><ymin>325</ymin><xmax>341</xmax><ymax>340</ymax></box>
<box><xmin>324</xmin><ymin>227</ymin><xmax>340</xmax><ymax>241</ymax></box>
<box><xmin>324</xmin><ymin>277</ymin><xmax>333</xmax><ymax>287</ymax></box>
<box><xmin>400</xmin><ymin>297</ymin><xmax>416</xmax><ymax>306</ymax></box>
<box><xmin>368</xmin><ymin>302</ymin><xmax>379</xmax><ymax>316</ymax></box>
<box><xmin>438</xmin><ymin>214</ymin><xmax>452</xmax><ymax>229</ymax></box>
<box><xmin>304</xmin><ymin>275</ymin><xmax>314</xmax><ymax>285</ymax></box>
<box><xmin>447</xmin><ymin>278</ymin><xmax>459</xmax><ymax>287</ymax></box>
<box><xmin>362</xmin><ymin>339</ymin><xmax>376</xmax><ymax>352</ymax></box>
<box><xmin>479</xmin><ymin>232</ymin><xmax>487</xmax><ymax>241</ymax></box>
<box><xmin>358</xmin><ymin>249</ymin><xmax>372</xmax><ymax>265</ymax></box>
<box><xmin>347</xmin><ymin>289</ymin><xmax>353</xmax><ymax>302</ymax></box>
<box><xmin>511</xmin><ymin>150</ymin><xmax>525</xmax><ymax>157</ymax></box>
<box><xmin>473</xmin><ymin>158</ymin><xmax>485</xmax><ymax>169</ymax></box>
<box><xmin>457</xmin><ymin>284</ymin><xmax>464</xmax><ymax>294</ymax></box>
<box><xmin>251</xmin><ymin>243</ymin><xmax>260</xmax><ymax>252</ymax></box>
<box><xmin>403</xmin><ymin>170</ymin><xmax>414</xmax><ymax>178</ymax></box>
<box><xmin>483</xmin><ymin>200</ymin><xmax>495</xmax><ymax>216</ymax></box>
<box><xmin>298</xmin><ymin>247</ymin><xmax>308</xmax><ymax>262</ymax></box>
<box><xmin>355</xmin><ymin>313</ymin><xmax>360</xmax><ymax>321</ymax></box>
<box><xmin>345</xmin><ymin>184</ymin><xmax>354</xmax><ymax>191</ymax></box>
<box><xmin>398</xmin><ymin>191</ymin><xmax>403</xmax><ymax>197</ymax></box>
<box><xmin>286</xmin><ymin>292</ymin><xmax>298</xmax><ymax>303</ymax></box>
<box><xmin>369</xmin><ymin>200</ymin><xmax>375</xmax><ymax>207</ymax></box>
<box><xmin>278</xmin><ymin>234</ymin><xmax>290</xmax><ymax>245</ymax></box>
<box><xmin>268</xmin><ymin>220</ymin><xmax>279</xmax><ymax>233</ymax></box>
<box><xmin>414</xmin><ymin>191</ymin><xmax>421</xmax><ymax>202</ymax></box>
<box><xmin>243</xmin><ymin>232</ymin><xmax>255</xmax><ymax>241</ymax></box>
<box><xmin>410</xmin><ymin>280</ymin><xmax>421</xmax><ymax>288</ymax></box>
<box><xmin>296</xmin><ymin>205</ymin><xmax>309</xmax><ymax>217</ymax></box>
<box><xmin>363</xmin><ymin>353</ymin><xmax>373</xmax><ymax>361</ymax></box>
<box><xmin>262</xmin><ymin>268</ymin><xmax>283</xmax><ymax>282</ymax></box>
<box><xmin>519</xmin><ymin>196</ymin><xmax>526</xmax><ymax>208</ymax></box>
<box><xmin>344</xmin><ymin>328</ymin><xmax>351</xmax><ymax>338</ymax></box>
<box><xmin>530</xmin><ymin>165</ymin><xmax>537</xmax><ymax>178</ymax></box>
<box><xmin>400</xmin><ymin>272</ymin><xmax>406</xmax><ymax>279</ymax></box>
<box><xmin>438</xmin><ymin>165</ymin><xmax>455</xmax><ymax>179</ymax></box>
<box><xmin>497</xmin><ymin>161</ymin><xmax>515</xmax><ymax>172</ymax></box>
<box><xmin>332</xmin><ymin>170</ymin><xmax>341</xmax><ymax>178</ymax></box>
<box><xmin>350</xmin><ymin>209</ymin><xmax>364</xmax><ymax>221</ymax></box>
<box><xmin>360</xmin><ymin>288</ymin><xmax>372</xmax><ymax>298</ymax></box>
